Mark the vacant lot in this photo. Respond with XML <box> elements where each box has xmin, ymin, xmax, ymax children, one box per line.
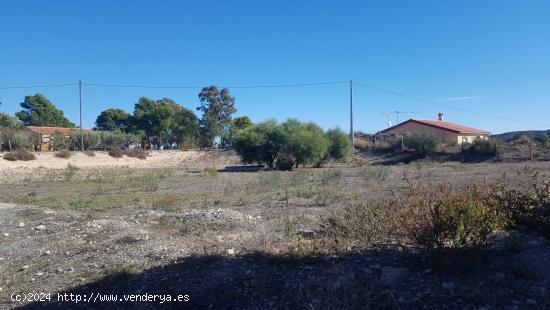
<box><xmin>1</xmin><ymin>151</ymin><xmax>549</xmax><ymax>309</ymax></box>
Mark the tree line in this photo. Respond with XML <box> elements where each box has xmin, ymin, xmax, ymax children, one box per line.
<box><xmin>1</xmin><ymin>88</ymin><xmax>353</xmax><ymax>169</ymax></box>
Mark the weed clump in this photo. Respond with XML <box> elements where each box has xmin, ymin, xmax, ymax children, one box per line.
<box><xmin>202</xmin><ymin>166</ymin><xmax>219</xmax><ymax>176</ymax></box>
<box><xmin>3</xmin><ymin>149</ymin><xmax>36</xmax><ymax>161</ymax></box>
<box><xmin>64</xmin><ymin>164</ymin><xmax>80</xmax><ymax>181</ymax></box>
<box><xmin>125</xmin><ymin>148</ymin><xmax>147</xmax><ymax>160</ymax></box>
<box><xmin>55</xmin><ymin>150</ymin><xmax>73</xmax><ymax>159</ymax></box>
<box><xmin>108</xmin><ymin>147</ymin><xmax>124</xmax><ymax>158</ymax></box>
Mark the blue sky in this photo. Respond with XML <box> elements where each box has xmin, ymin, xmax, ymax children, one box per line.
<box><xmin>1</xmin><ymin>0</ymin><xmax>549</xmax><ymax>134</ymax></box>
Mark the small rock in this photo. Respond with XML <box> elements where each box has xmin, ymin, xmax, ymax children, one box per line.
<box><xmin>494</xmin><ymin>272</ymin><xmax>505</xmax><ymax>283</ymax></box>
<box><xmin>226</xmin><ymin>248</ymin><xmax>236</xmax><ymax>255</ymax></box>
<box><xmin>35</xmin><ymin>225</ymin><xmax>46</xmax><ymax>231</ymax></box>
<box><xmin>19</xmin><ymin>265</ymin><xmax>30</xmax><ymax>271</ymax></box>
<box><xmin>381</xmin><ymin>267</ymin><xmax>410</xmax><ymax>289</ymax></box>
<box><xmin>35</xmin><ymin>272</ymin><xmax>44</xmax><ymax>277</ymax></box>
<box><xmin>2</xmin><ymin>233</ymin><xmax>9</xmax><ymax>237</ymax></box>
<box><xmin>66</xmin><ymin>267</ymin><xmax>74</xmax><ymax>273</ymax></box>
<box><xmin>526</xmin><ymin>299</ymin><xmax>537</xmax><ymax>305</ymax></box>
<box><xmin>44</xmin><ymin>251</ymin><xmax>51</xmax><ymax>255</ymax></box>
<box><xmin>18</xmin><ymin>222</ymin><xmax>25</xmax><ymax>228</ymax></box>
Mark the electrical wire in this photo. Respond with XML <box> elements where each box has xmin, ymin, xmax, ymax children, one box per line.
<box><xmin>353</xmin><ymin>81</ymin><xmax>550</xmax><ymax>128</ymax></box>
<box><xmin>0</xmin><ymin>83</ymin><xmax>78</xmax><ymax>90</ymax></box>
<box><xmin>83</xmin><ymin>81</ymin><xmax>348</xmax><ymax>89</ymax></box>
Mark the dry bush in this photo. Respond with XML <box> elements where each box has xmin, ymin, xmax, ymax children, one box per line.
<box><xmin>468</xmin><ymin>139</ymin><xmax>500</xmax><ymax>157</ymax></box>
<box><xmin>124</xmin><ymin>148</ymin><xmax>147</xmax><ymax>160</ymax></box>
<box><xmin>55</xmin><ymin>150</ymin><xmax>73</xmax><ymax>159</ymax></box>
<box><xmin>84</xmin><ymin>150</ymin><xmax>95</xmax><ymax>157</ymax></box>
<box><xmin>3</xmin><ymin>149</ymin><xmax>36</xmax><ymax>161</ymax></box>
<box><xmin>354</xmin><ymin>137</ymin><xmax>370</xmax><ymax>151</ymax></box>
<box><xmin>108</xmin><ymin>147</ymin><xmax>124</xmax><ymax>158</ymax></box>
<box><xmin>318</xmin><ymin>200</ymin><xmax>403</xmax><ymax>250</ymax></box>
<box><xmin>492</xmin><ymin>170</ymin><xmax>550</xmax><ymax>237</ymax></box>
<box><xmin>404</xmin><ymin>184</ymin><xmax>508</xmax><ymax>250</ymax></box>
<box><xmin>318</xmin><ymin>169</ymin><xmax>549</xmax><ymax>258</ymax></box>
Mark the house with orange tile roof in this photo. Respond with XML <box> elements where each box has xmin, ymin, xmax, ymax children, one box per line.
<box><xmin>26</xmin><ymin>126</ymin><xmax>91</xmax><ymax>151</ymax></box>
<box><xmin>379</xmin><ymin>113</ymin><xmax>491</xmax><ymax>145</ymax></box>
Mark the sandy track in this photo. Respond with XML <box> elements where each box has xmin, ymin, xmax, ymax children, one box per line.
<box><xmin>0</xmin><ymin>150</ymin><xmax>202</xmax><ymax>170</ymax></box>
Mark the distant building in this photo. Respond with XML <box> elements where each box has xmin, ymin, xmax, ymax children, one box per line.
<box><xmin>379</xmin><ymin>113</ymin><xmax>491</xmax><ymax>145</ymax></box>
<box><xmin>26</xmin><ymin>126</ymin><xmax>91</xmax><ymax>151</ymax></box>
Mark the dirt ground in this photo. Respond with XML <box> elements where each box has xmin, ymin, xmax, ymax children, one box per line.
<box><xmin>1</xmin><ymin>151</ymin><xmax>549</xmax><ymax>309</ymax></box>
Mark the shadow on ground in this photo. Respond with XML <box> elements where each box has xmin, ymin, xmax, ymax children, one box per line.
<box><xmin>14</xmin><ymin>244</ymin><xmax>550</xmax><ymax>310</ymax></box>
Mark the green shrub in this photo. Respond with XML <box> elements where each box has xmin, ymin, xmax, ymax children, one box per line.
<box><xmin>234</xmin><ymin>119</ymin><xmax>345</xmax><ymax>169</ymax></box>
<box><xmin>404</xmin><ymin>132</ymin><xmax>438</xmax><ymax>157</ymax></box>
<box><xmin>326</xmin><ymin>128</ymin><xmax>352</xmax><ymax>162</ymax></box>
<box><xmin>283</xmin><ymin>119</ymin><xmax>329</xmax><ymax>167</ymax></box>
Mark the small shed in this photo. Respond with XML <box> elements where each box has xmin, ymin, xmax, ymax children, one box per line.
<box><xmin>379</xmin><ymin>113</ymin><xmax>491</xmax><ymax>145</ymax></box>
<box><xmin>26</xmin><ymin>126</ymin><xmax>91</xmax><ymax>151</ymax></box>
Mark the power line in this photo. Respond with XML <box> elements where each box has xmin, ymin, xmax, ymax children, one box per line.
<box><xmin>0</xmin><ymin>83</ymin><xmax>78</xmax><ymax>90</ymax></box>
<box><xmin>353</xmin><ymin>81</ymin><xmax>550</xmax><ymax>128</ymax></box>
<box><xmin>83</xmin><ymin>81</ymin><xmax>348</xmax><ymax>89</ymax></box>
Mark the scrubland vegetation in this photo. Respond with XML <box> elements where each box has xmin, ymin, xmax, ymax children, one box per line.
<box><xmin>1</xmin><ymin>151</ymin><xmax>549</xmax><ymax>308</ymax></box>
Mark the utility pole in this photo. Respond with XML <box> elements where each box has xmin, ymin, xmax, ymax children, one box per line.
<box><xmin>79</xmin><ymin>80</ymin><xmax>83</xmax><ymax>151</ymax></box>
<box><xmin>349</xmin><ymin>80</ymin><xmax>354</xmax><ymax>152</ymax></box>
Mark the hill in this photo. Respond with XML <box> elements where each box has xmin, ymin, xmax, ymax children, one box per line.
<box><xmin>493</xmin><ymin>129</ymin><xmax>550</xmax><ymax>141</ymax></box>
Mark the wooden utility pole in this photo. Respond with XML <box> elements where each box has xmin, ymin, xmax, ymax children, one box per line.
<box><xmin>79</xmin><ymin>80</ymin><xmax>83</xmax><ymax>151</ymax></box>
<box><xmin>349</xmin><ymin>80</ymin><xmax>354</xmax><ymax>152</ymax></box>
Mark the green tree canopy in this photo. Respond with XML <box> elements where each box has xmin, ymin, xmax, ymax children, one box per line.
<box><xmin>0</xmin><ymin>113</ymin><xmax>23</xmax><ymax>129</ymax></box>
<box><xmin>95</xmin><ymin>108</ymin><xmax>132</xmax><ymax>131</ymax></box>
<box><xmin>197</xmin><ymin>86</ymin><xmax>236</xmax><ymax>147</ymax></box>
<box><xmin>232</xmin><ymin>116</ymin><xmax>254</xmax><ymax>130</ymax></box>
<box><xmin>133</xmin><ymin>97</ymin><xmax>199</xmax><ymax>147</ymax></box>
<box><xmin>282</xmin><ymin>119</ymin><xmax>330</xmax><ymax>167</ymax></box>
<box><xmin>326</xmin><ymin>128</ymin><xmax>352</xmax><ymax>162</ymax></box>
<box><xmin>16</xmin><ymin>94</ymin><xmax>75</xmax><ymax>127</ymax></box>
<box><xmin>170</xmin><ymin>103</ymin><xmax>200</xmax><ymax>147</ymax></box>
<box><xmin>233</xmin><ymin>119</ymin><xmax>348</xmax><ymax>170</ymax></box>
